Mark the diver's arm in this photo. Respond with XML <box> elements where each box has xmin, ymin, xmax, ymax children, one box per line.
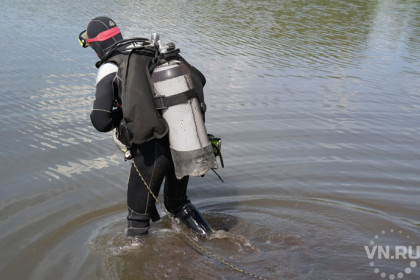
<box><xmin>90</xmin><ymin>63</ymin><xmax>118</xmax><ymax>132</ymax></box>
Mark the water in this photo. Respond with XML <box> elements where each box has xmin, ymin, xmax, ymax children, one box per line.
<box><xmin>1</xmin><ymin>0</ymin><xmax>419</xmax><ymax>279</ymax></box>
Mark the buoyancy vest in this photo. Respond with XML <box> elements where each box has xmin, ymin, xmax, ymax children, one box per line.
<box><xmin>98</xmin><ymin>41</ymin><xmax>206</xmax><ymax>148</ymax></box>
<box><xmin>107</xmin><ymin>49</ymin><xmax>168</xmax><ymax>146</ymax></box>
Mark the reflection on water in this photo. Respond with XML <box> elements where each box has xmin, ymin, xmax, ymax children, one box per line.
<box><xmin>48</xmin><ymin>154</ymin><xmax>122</xmax><ymax>180</ymax></box>
<box><xmin>1</xmin><ymin>0</ymin><xmax>419</xmax><ymax>279</ymax></box>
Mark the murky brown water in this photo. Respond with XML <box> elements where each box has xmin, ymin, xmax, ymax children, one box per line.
<box><xmin>1</xmin><ymin>0</ymin><xmax>420</xmax><ymax>279</ymax></box>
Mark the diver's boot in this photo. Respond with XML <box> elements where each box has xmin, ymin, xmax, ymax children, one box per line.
<box><xmin>173</xmin><ymin>203</ymin><xmax>212</xmax><ymax>237</ymax></box>
<box><xmin>126</xmin><ymin>209</ymin><xmax>150</xmax><ymax>237</ymax></box>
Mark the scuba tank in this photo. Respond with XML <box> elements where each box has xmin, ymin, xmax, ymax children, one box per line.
<box><xmin>105</xmin><ymin>33</ymin><xmax>221</xmax><ymax>179</ymax></box>
<box><xmin>150</xmin><ymin>33</ymin><xmax>218</xmax><ymax>179</ymax></box>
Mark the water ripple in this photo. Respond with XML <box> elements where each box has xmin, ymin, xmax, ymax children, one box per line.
<box><xmin>1</xmin><ymin>0</ymin><xmax>420</xmax><ymax>279</ymax></box>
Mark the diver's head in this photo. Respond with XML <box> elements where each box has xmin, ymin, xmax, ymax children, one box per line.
<box><xmin>79</xmin><ymin>16</ymin><xmax>123</xmax><ymax>59</ymax></box>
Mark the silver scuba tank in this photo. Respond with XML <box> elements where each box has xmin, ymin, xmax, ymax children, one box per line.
<box><xmin>151</xmin><ymin>35</ymin><xmax>217</xmax><ymax>179</ymax></box>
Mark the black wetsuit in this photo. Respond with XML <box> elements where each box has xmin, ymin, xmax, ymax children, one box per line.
<box><xmin>90</xmin><ymin>61</ymin><xmax>206</xmax><ymax>236</ymax></box>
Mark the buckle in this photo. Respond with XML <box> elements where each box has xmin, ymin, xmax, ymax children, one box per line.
<box><xmin>154</xmin><ymin>95</ymin><xmax>167</xmax><ymax>110</ymax></box>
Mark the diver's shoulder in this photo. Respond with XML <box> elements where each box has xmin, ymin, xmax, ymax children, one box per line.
<box><xmin>96</xmin><ymin>62</ymin><xmax>118</xmax><ymax>84</ymax></box>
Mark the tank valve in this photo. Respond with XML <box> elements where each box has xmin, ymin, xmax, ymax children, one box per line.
<box><xmin>151</xmin><ymin>32</ymin><xmax>160</xmax><ymax>46</ymax></box>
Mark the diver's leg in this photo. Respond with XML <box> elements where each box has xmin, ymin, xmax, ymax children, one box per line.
<box><xmin>126</xmin><ymin>141</ymin><xmax>164</xmax><ymax>237</ymax></box>
<box><xmin>172</xmin><ymin>202</ymin><xmax>213</xmax><ymax>237</ymax></box>
<box><xmin>163</xmin><ymin>174</ymin><xmax>190</xmax><ymax>212</ymax></box>
<box><xmin>164</xmin><ymin>172</ymin><xmax>213</xmax><ymax>237</ymax></box>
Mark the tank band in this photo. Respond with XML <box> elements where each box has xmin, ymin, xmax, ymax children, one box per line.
<box><xmin>154</xmin><ymin>89</ymin><xmax>197</xmax><ymax>110</ymax></box>
<box><xmin>152</xmin><ymin>65</ymin><xmax>184</xmax><ymax>83</ymax></box>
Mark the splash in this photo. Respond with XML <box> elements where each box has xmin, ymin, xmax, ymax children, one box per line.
<box><xmin>209</xmin><ymin>229</ymin><xmax>258</xmax><ymax>252</ymax></box>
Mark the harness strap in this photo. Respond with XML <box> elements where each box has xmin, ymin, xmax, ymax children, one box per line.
<box><xmin>153</xmin><ymin>89</ymin><xmax>197</xmax><ymax>110</ymax></box>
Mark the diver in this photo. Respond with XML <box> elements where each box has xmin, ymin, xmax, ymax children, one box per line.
<box><xmin>79</xmin><ymin>16</ymin><xmax>214</xmax><ymax>238</ymax></box>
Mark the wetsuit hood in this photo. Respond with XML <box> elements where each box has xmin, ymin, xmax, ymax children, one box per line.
<box><xmin>87</xmin><ymin>16</ymin><xmax>123</xmax><ymax>59</ymax></box>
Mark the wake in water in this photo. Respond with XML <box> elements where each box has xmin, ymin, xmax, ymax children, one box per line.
<box><xmin>88</xmin><ymin>210</ymin><xmax>309</xmax><ymax>279</ymax></box>
<box><xmin>209</xmin><ymin>230</ymin><xmax>258</xmax><ymax>253</ymax></box>
<box><xmin>90</xmin><ymin>212</ymin><xmax>258</xmax><ymax>255</ymax></box>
